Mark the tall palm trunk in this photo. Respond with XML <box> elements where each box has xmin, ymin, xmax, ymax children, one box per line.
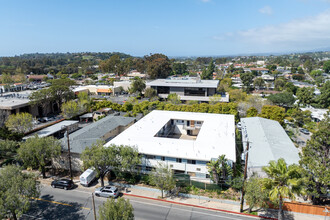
<box><xmin>278</xmin><ymin>197</ymin><xmax>283</xmax><ymax>220</ymax></box>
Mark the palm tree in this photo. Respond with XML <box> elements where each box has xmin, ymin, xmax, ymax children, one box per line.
<box><xmin>207</xmin><ymin>155</ymin><xmax>233</xmax><ymax>185</ymax></box>
<box><xmin>261</xmin><ymin>158</ymin><xmax>305</xmax><ymax>220</ymax></box>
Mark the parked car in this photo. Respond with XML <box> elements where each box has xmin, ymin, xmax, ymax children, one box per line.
<box><xmin>51</xmin><ymin>179</ymin><xmax>74</xmax><ymax>190</ymax></box>
<box><xmin>300</xmin><ymin>128</ymin><xmax>310</xmax><ymax>135</ymax></box>
<box><xmin>237</xmin><ymin>122</ymin><xmax>242</xmax><ymax>130</ymax></box>
<box><xmin>95</xmin><ymin>186</ymin><xmax>119</xmax><ymax>198</ymax></box>
<box><xmin>37</xmin><ymin>117</ymin><xmax>46</xmax><ymax>123</ymax></box>
<box><xmin>80</xmin><ymin>168</ymin><xmax>96</xmax><ymax>187</ymax></box>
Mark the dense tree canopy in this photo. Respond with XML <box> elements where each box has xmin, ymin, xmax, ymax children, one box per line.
<box><xmin>299</xmin><ymin>115</ymin><xmax>330</xmax><ymax>205</ymax></box>
<box><xmin>98</xmin><ymin>197</ymin><xmax>134</xmax><ymax>220</ymax></box>
<box><xmin>5</xmin><ymin>112</ymin><xmax>33</xmax><ymax>134</ymax></box>
<box><xmin>145</xmin><ymin>54</ymin><xmax>172</xmax><ymax>79</ymax></box>
<box><xmin>0</xmin><ymin>165</ymin><xmax>40</xmax><ymax>220</ymax></box>
<box><xmin>130</xmin><ymin>77</ymin><xmax>146</xmax><ymax>95</ymax></box>
<box><xmin>267</xmin><ymin>92</ymin><xmax>295</xmax><ymax>107</ymax></box>
<box><xmin>296</xmin><ymin>87</ymin><xmax>315</xmax><ymax>106</ymax></box>
<box><xmin>18</xmin><ymin>135</ymin><xmax>61</xmax><ymax>178</ymax></box>
<box><xmin>259</xmin><ymin>105</ymin><xmax>286</xmax><ymax>125</ymax></box>
<box><xmin>240</xmin><ymin>72</ymin><xmax>254</xmax><ymax>92</ymax></box>
<box><xmin>81</xmin><ymin>142</ymin><xmax>141</xmax><ymax>187</ymax></box>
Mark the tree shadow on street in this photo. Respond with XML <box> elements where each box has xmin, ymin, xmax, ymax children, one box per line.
<box><xmin>22</xmin><ymin>194</ymin><xmax>87</xmax><ymax>220</ymax></box>
<box><xmin>259</xmin><ymin>208</ymin><xmax>295</xmax><ymax>220</ymax></box>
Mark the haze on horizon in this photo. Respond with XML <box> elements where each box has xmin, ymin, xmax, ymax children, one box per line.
<box><xmin>1</xmin><ymin>0</ymin><xmax>330</xmax><ymax>57</ymax></box>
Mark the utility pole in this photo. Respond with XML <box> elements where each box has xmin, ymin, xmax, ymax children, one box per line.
<box><xmin>66</xmin><ymin>126</ymin><xmax>73</xmax><ymax>181</ymax></box>
<box><xmin>92</xmin><ymin>193</ymin><xmax>97</xmax><ymax>220</ymax></box>
<box><xmin>240</xmin><ymin>140</ymin><xmax>250</xmax><ymax>213</ymax></box>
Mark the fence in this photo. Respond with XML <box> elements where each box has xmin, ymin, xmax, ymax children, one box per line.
<box><xmin>174</xmin><ymin>174</ymin><xmax>224</xmax><ymax>191</ymax></box>
<box><xmin>282</xmin><ymin>202</ymin><xmax>329</xmax><ymax>216</ymax></box>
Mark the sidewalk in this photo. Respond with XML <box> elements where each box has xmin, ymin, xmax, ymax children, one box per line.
<box><xmin>39</xmin><ymin>177</ymin><xmax>325</xmax><ymax>220</ymax></box>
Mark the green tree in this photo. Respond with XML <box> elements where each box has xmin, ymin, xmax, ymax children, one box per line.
<box><xmin>245</xmin><ymin>175</ymin><xmax>270</xmax><ymax>213</ymax></box>
<box><xmin>297</xmin><ymin>66</ymin><xmax>304</xmax><ymax>74</ymax></box>
<box><xmin>144</xmin><ymin>88</ymin><xmax>157</xmax><ymax>99</ymax></box>
<box><xmin>323</xmin><ymin>60</ymin><xmax>330</xmax><ymax>73</ymax></box>
<box><xmin>267</xmin><ymin>92</ymin><xmax>295</xmax><ymax>107</ymax></box>
<box><xmin>259</xmin><ymin>105</ymin><xmax>286</xmax><ymax>125</ymax></box>
<box><xmin>167</xmin><ymin>93</ymin><xmax>181</xmax><ymax>104</ymax></box>
<box><xmin>172</xmin><ymin>62</ymin><xmax>187</xmax><ymax>75</ymax></box>
<box><xmin>0</xmin><ymin>165</ymin><xmax>40</xmax><ymax>220</ymax></box>
<box><xmin>209</xmin><ymin>94</ymin><xmax>223</xmax><ymax>105</ymax></box>
<box><xmin>315</xmin><ymin>80</ymin><xmax>330</xmax><ymax>108</ymax></box>
<box><xmin>253</xmin><ymin>77</ymin><xmax>265</xmax><ymax>90</ymax></box>
<box><xmin>81</xmin><ymin>142</ymin><xmax>141</xmax><ymax>187</ymax></box>
<box><xmin>289</xmin><ymin>109</ymin><xmax>312</xmax><ymax>127</ymax></box>
<box><xmin>229</xmin><ymin>89</ymin><xmax>247</xmax><ymax>102</ymax></box>
<box><xmin>150</xmin><ymin>162</ymin><xmax>176</xmax><ymax>198</ymax></box>
<box><xmin>29</xmin><ymin>88</ymin><xmax>53</xmax><ymax>116</ymax></box>
<box><xmin>217</xmin><ymin>78</ymin><xmax>232</xmax><ymax>93</ymax></box>
<box><xmin>246</xmin><ymin>107</ymin><xmax>258</xmax><ymax>117</ymax></box>
<box><xmin>304</xmin><ymin>60</ymin><xmax>313</xmax><ymax>73</ymax></box>
<box><xmin>240</xmin><ymin>72</ymin><xmax>254</xmax><ymax>92</ymax></box>
<box><xmin>274</xmin><ymin>78</ymin><xmax>286</xmax><ymax>91</ymax></box>
<box><xmin>145</xmin><ymin>54</ymin><xmax>172</xmax><ymax>79</ymax></box>
<box><xmin>49</xmin><ymin>78</ymin><xmax>75</xmax><ymax>108</ymax></box>
<box><xmin>296</xmin><ymin>87</ymin><xmax>315</xmax><ymax>106</ymax></box>
<box><xmin>283</xmin><ymin>82</ymin><xmax>298</xmax><ymax>95</ymax></box>
<box><xmin>98</xmin><ymin>197</ymin><xmax>134</xmax><ymax>220</ymax></box>
<box><xmin>201</xmin><ymin>59</ymin><xmax>215</xmax><ymax>79</ymax></box>
<box><xmin>310</xmin><ymin>70</ymin><xmax>323</xmax><ymax>79</ymax></box>
<box><xmin>99</xmin><ymin>55</ymin><xmax>121</xmax><ymax>74</ymax></box>
<box><xmin>299</xmin><ymin>115</ymin><xmax>330</xmax><ymax>205</ymax></box>
<box><xmin>0</xmin><ymin>140</ymin><xmax>18</xmax><ymax>161</ymax></box>
<box><xmin>61</xmin><ymin>100</ymin><xmax>80</xmax><ymax>119</ymax></box>
<box><xmin>130</xmin><ymin>77</ymin><xmax>146</xmax><ymax>95</ymax></box>
<box><xmin>5</xmin><ymin>112</ymin><xmax>33</xmax><ymax>134</ymax></box>
<box><xmin>18</xmin><ymin>135</ymin><xmax>61</xmax><ymax>178</ymax></box>
<box><xmin>207</xmin><ymin>155</ymin><xmax>233</xmax><ymax>185</ymax></box>
<box><xmin>261</xmin><ymin>159</ymin><xmax>305</xmax><ymax>220</ymax></box>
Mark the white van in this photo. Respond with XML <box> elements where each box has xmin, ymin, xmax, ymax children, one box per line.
<box><xmin>80</xmin><ymin>168</ymin><xmax>96</xmax><ymax>187</ymax></box>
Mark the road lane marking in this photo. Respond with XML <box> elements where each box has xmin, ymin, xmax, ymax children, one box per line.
<box><xmin>31</xmin><ymin>197</ymin><xmax>91</xmax><ymax>210</ymax></box>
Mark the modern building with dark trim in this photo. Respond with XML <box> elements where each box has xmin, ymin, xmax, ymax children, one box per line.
<box><xmin>146</xmin><ymin>77</ymin><xmax>228</xmax><ymax>102</ymax></box>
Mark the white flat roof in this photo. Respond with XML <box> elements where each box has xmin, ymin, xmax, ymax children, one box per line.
<box><xmin>106</xmin><ymin>110</ymin><xmax>236</xmax><ymax>162</ymax></box>
<box><xmin>147</xmin><ymin>78</ymin><xmax>219</xmax><ymax>88</ymax></box>
<box><xmin>241</xmin><ymin>117</ymin><xmax>299</xmax><ymax>168</ymax></box>
<box><xmin>0</xmin><ymin>91</ymin><xmax>34</xmax><ymax>110</ymax></box>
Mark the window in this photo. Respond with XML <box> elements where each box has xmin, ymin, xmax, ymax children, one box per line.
<box><xmin>161</xmin><ymin>156</ymin><xmax>165</xmax><ymax>161</ymax></box>
<box><xmin>187</xmin><ymin>160</ymin><xmax>196</xmax><ymax>164</ymax></box>
<box><xmin>176</xmin><ymin>158</ymin><xmax>182</xmax><ymax>163</ymax></box>
<box><xmin>146</xmin><ymin>155</ymin><xmax>156</xmax><ymax>159</ymax></box>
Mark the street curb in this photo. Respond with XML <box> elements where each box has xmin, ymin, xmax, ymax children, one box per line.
<box><xmin>123</xmin><ymin>193</ymin><xmax>277</xmax><ymax>220</ymax></box>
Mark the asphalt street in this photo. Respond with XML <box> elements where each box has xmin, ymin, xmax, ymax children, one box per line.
<box><xmin>22</xmin><ymin>185</ymin><xmax>259</xmax><ymax>220</ymax></box>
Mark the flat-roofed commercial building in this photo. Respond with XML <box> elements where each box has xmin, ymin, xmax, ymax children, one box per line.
<box><xmin>106</xmin><ymin>110</ymin><xmax>236</xmax><ymax>179</ymax></box>
<box><xmin>146</xmin><ymin>77</ymin><xmax>228</xmax><ymax>102</ymax></box>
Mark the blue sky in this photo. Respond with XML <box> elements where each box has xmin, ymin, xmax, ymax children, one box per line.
<box><xmin>1</xmin><ymin>0</ymin><xmax>330</xmax><ymax>57</ymax></box>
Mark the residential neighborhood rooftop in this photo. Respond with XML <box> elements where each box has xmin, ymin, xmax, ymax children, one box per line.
<box><xmin>106</xmin><ymin>110</ymin><xmax>236</xmax><ymax>162</ymax></box>
<box><xmin>61</xmin><ymin>115</ymin><xmax>136</xmax><ymax>154</ymax></box>
<box><xmin>241</xmin><ymin>117</ymin><xmax>300</xmax><ymax>171</ymax></box>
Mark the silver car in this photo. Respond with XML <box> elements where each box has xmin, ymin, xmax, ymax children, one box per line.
<box><xmin>95</xmin><ymin>186</ymin><xmax>119</xmax><ymax>198</ymax></box>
